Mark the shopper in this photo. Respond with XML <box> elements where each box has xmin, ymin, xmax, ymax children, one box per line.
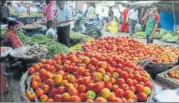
<box><xmin>7</xmin><ymin>2</ymin><xmax>16</xmax><ymax>17</ymax></box>
<box><xmin>142</xmin><ymin>4</ymin><xmax>160</xmax><ymax>44</ymax></box>
<box><xmin>127</xmin><ymin>6</ymin><xmax>139</xmax><ymax>37</ymax></box>
<box><xmin>43</xmin><ymin>0</ymin><xmax>57</xmax><ymax>29</ymax></box>
<box><xmin>1</xmin><ymin>0</ymin><xmax>9</xmax><ymax>24</ymax></box>
<box><xmin>1</xmin><ymin>20</ymin><xmax>23</xmax><ymax>49</ymax></box>
<box><xmin>55</xmin><ymin>0</ymin><xmax>72</xmax><ymax>47</ymax></box>
<box><xmin>120</xmin><ymin>5</ymin><xmax>129</xmax><ymax>32</ymax></box>
<box><xmin>108</xmin><ymin>6</ymin><xmax>114</xmax><ymax>21</ymax></box>
<box><xmin>87</xmin><ymin>3</ymin><xmax>96</xmax><ymax>21</ymax></box>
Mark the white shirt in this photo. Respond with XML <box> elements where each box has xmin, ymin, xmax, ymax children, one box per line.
<box><xmin>56</xmin><ymin>6</ymin><xmax>72</xmax><ymax>27</ymax></box>
<box><xmin>128</xmin><ymin>8</ymin><xmax>139</xmax><ymax>21</ymax></box>
<box><xmin>87</xmin><ymin>6</ymin><xmax>95</xmax><ymax>19</ymax></box>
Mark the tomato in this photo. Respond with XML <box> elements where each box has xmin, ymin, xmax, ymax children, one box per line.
<box><xmin>121</xmin><ymin>84</ymin><xmax>129</xmax><ymax>91</ymax></box>
<box><xmin>117</xmin><ymin>78</ymin><xmax>125</xmax><ymax>85</ymax></box>
<box><xmin>135</xmin><ymin>84</ymin><xmax>144</xmax><ymax>93</ymax></box>
<box><xmin>134</xmin><ymin>74</ymin><xmax>142</xmax><ymax>82</ymax></box>
<box><xmin>145</xmin><ymin>81</ymin><xmax>153</xmax><ymax>89</ymax></box>
<box><xmin>138</xmin><ymin>92</ymin><xmax>147</xmax><ymax>102</ymax></box>
<box><xmin>115</xmin><ymin>88</ymin><xmax>124</xmax><ymax>97</ymax></box>
<box><xmin>129</xmin><ymin>86</ymin><xmax>136</xmax><ymax>93</ymax></box>
<box><xmin>120</xmin><ymin>71</ymin><xmax>129</xmax><ymax>80</ymax></box>
<box><xmin>78</xmin><ymin>85</ymin><xmax>86</xmax><ymax>93</ymax></box>
<box><xmin>126</xmin><ymin>79</ymin><xmax>134</xmax><ymax>86</ymax></box>
<box><xmin>105</xmin><ymin>82</ymin><xmax>112</xmax><ymax>90</ymax></box>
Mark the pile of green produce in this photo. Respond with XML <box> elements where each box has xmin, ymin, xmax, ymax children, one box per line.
<box><xmin>31</xmin><ymin>34</ymin><xmax>50</xmax><ymax>43</ymax></box>
<box><xmin>135</xmin><ymin>32</ymin><xmax>145</xmax><ymax>38</ymax></box>
<box><xmin>44</xmin><ymin>41</ymin><xmax>70</xmax><ymax>56</ymax></box>
<box><xmin>0</xmin><ymin>29</ymin><xmax>6</xmax><ymax>37</ymax></box>
<box><xmin>161</xmin><ymin>32</ymin><xmax>178</xmax><ymax>42</ymax></box>
<box><xmin>17</xmin><ymin>31</ymin><xmax>31</xmax><ymax>44</ymax></box>
<box><xmin>70</xmin><ymin>32</ymin><xmax>87</xmax><ymax>41</ymax></box>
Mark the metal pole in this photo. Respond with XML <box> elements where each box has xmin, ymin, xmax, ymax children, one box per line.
<box><xmin>172</xmin><ymin>1</ymin><xmax>177</xmax><ymax>32</ymax></box>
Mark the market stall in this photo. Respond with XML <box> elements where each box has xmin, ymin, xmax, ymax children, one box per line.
<box><xmin>0</xmin><ymin>1</ymin><xmax>179</xmax><ymax>102</ymax></box>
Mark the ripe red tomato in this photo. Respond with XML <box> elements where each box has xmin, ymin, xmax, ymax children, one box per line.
<box><xmin>145</xmin><ymin>81</ymin><xmax>152</xmax><ymax>89</ymax></box>
<box><xmin>126</xmin><ymin>79</ymin><xmax>134</xmax><ymax>86</ymax></box>
<box><xmin>117</xmin><ymin>78</ymin><xmax>125</xmax><ymax>85</ymax></box>
<box><xmin>120</xmin><ymin>71</ymin><xmax>129</xmax><ymax>80</ymax></box>
<box><xmin>115</xmin><ymin>88</ymin><xmax>124</xmax><ymax>97</ymax></box>
<box><xmin>135</xmin><ymin>84</ymin><xmax>144</xmax><ymax>93</ymax></box>
<box><xmin>121</xmin><ymin>84</ymin><xmax>129</xmax><ymax>91</ymax></box>
<box><xmin>138</xmin><ymin>92</ymin><xmax>147</xmax><ymax>102</ymax></box>
<box><xmin>134</xmin><ymin>74</ymin><xmax>142</xmax><ymax>82</ymax></box>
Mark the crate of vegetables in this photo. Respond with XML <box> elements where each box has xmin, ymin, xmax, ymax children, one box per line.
<box><xmin>156</xmin><ymin>65</ymin><xmax>179</xmax><ymax>89</ymax></box>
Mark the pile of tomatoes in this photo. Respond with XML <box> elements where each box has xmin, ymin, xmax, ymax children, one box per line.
<box><xmin>82</xmin><ymin>37</ymin><xmax>151</xmax><ymax>64</ymax></box>
<box><xmin>167</xmin><ymin>68</ymin><xmax>179</xmax><ymax>79</ymax></box>
<box><xmin>83</xmin><ymin>37</ymin><xmax>179</xmax><ymax>64</ymax></box>
<box><xmin>26</xmin><ymin>52</ymin><xmax>152</xmax><ymax>102</ymax></box>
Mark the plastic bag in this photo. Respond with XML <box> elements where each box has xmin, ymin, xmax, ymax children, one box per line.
<box><xmin>135</xmin><ymin>23</ymin><xmax>142</xmax><ymax>32</ymax></box>
<box><xmin>46</xmin><ymin>28</ymin><xmax>57</xmax><ymax>39</ymax></box>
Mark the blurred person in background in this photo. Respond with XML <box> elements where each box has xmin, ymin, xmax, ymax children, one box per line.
<box><xmin>1</xmin><ymin>20</ymin><xmax>23</xmax><ymax>49</ymax></box>
<box><xmin>7</xmin><ymin>2</ymin><xmax>16</xmax><ymax>16</ymax></box>
<box><xmin>55</xmin><ymin>0</ymin><xmax>72</xmax><ymax>47</ymax></box>
<box><xmin>86</xmin><ymin>3</ymin><xmax>96</xmax><ymax>21</ymax></box>
<box><xmin>43</xmin><ymin>0</ymin><xmax>57</xmax><ymax>29</ymax></box>
<box><xmin>120</xmin><ymin>4</ymin><xmax>129</xmax><ymax>32</ymax></box>
<box><xmin>1</xmin><ymin>0</ymin><xmax>9</xmax><ymax>24</ymax></box>
<box><xmin>15</xmin><ymin>2</ymin><xmax>27</xmax><ymax>15</ymax></box>
<box><xmin>142</xmin><ymin>4</ymin><xmax>160</xmax><ymax>44</ymax></box>
<box><xmin>127</xmin><ymin>6</ymin><xmax>139</xmax><ymax>37</ymax></box>
<box><xmin>108</xmin><ymin>6</ymin><xmax>114</xmax><ymax>21</ymax></box>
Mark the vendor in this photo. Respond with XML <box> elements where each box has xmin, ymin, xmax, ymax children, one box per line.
<box><xmin>55</xmin><ymin>0</ymin><xmax>72</xmax><ymax>47</ymax></box>
<box><xmin>142</xmin><ymin>4</ymin><xmax>160</xmax><ymax>44</ymax></box>
<box><xmin>1</xmin><ymin>20</ymin><xmax>23</xmax><ymax>49</ymax></box>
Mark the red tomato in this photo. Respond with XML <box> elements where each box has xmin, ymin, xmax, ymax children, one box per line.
<box><xmin>126</xmin><ymin>79</ymin><xmax>134</xmax><ymax>86</ymax></box>
<box><xmin>115</xmin><ymin>88</ymin><xmax>124</xmax><ymax>97</ymax></box>
<box><xmin>120</xmin><ymin>71</ymin><xmax>129</xmax><ymax>80</ymax></box>
<box><xmin>117</xmin><ymin>78</ymin><xmax>125</xmax><ymax>85</ymax></box>
<box><xmin>135</xmin><ymin>84</ymin><xmax>144</xmax><ymax>93</ymax></box>
<box><xmin>145</xmin><ymin>81</ymin><xmax>153</xmax><ymax>89</ymax></box>
<box><xmin>121</xmin><ymin>84</ymin><xmax>129</xmax><ymax>91</ymax></box>
<box><xmin>134</xmin><ymin>74</ymin><xmax>142</xmax><ymax>82</ymax></box>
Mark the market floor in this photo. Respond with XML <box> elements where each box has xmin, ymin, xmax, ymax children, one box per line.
<box><xmin>0</xmin><ymin>31</ymin><xmax>178</xmax><ymax>102</ymax></box>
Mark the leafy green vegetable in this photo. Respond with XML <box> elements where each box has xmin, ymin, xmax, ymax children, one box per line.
<box><xmin>31</xmin><ymin>34</ymin><xmax>50</xmax><ymax>43</ymax></box>
<box><xmin>17</xmin><ymin>31</ymin><xmax>31</xmax><ymax>43</ymax></box>
<box><xmin>70</xmin><ymin>32</ymin><xmax>91</xmax><ymax>41</ymax></box>
<box><xmin>44</xmin><ymin>41</ymin><xmax>70</xmax><ymax>56</ymax></box>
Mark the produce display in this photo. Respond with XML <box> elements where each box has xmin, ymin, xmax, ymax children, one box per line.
<box><xmin>164</xmin><ymin>68</ymin><xmax>179</xmax><ymax>79</ymax></box>
<box><xmin>83</xmin><ymin>37</ymin><xmax>179</xmax><ymax>64</ymax></box>
<box><xmin>146</xmin><ymin>44</ymin><xmax>179</xmax><ymax>63</ymax></box>
<box><xmin>17</xmin><ymin>31</ymin><xmax>31</xmax><ymax>43</ymax></box>
<box><xmin>83</xmin><ymin>37</ymin><xmax>151</xmax><ymax>63</ymax></box>
<box><xmin>31</xmin><ymin>34</ymin><xmax>50</xmax><ymax>43</ymax></box>
<box><xmin>135</xmin><ymin>32</ymin><xmax>145</xmax><ymax>39</ymax></box>
<box><xmin>0</xmin><ymin>29</ymin><xmax>6</xmax><ymax>37</ymax></box>
<box><xmin>71</xmin><ymin>43</ymin><xmax>83</xmax><ymax>52</ymax></box>
<box><xmin>23</xmin><ymin>24</ymin><xmax>43</xmax><ymax>30</ymax></box>
<box><xmin>70</xmin><ymin>32</ymin><xmax>87</xmax><ymax>41</ymax></box>
<box><xmin>161</xmin><ymin>32</ymin><xmax>178</xmax><ymax>42</ymax></box>
<box><xmin>44</xmin><ymin>41</ymin><xmax>70</xmax><ymax>56</ymax></box>
<box><xmin>10</xmin><ymin>44</ymin><xmax>48</xmax><ymax>58</ymax></box>
<box><xmin>26</xmin><ymin>52</ymin><xmax>152</xmax><ymax>102</ymax></box>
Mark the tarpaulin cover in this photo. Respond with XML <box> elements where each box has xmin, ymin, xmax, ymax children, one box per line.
<box><xmin>159</xmin><ymin>11</ymin><xmax>179</xmax><ymax>31</ymax></box>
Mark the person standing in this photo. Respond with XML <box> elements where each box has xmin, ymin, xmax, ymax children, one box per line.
<box><xmin>43</xmin><ymin>0</ymin><xmax>57</xmax><ymax>29</ymax></box>
<box><xmin>108</xmin><ymin>6</ymin><xmax>114</xmax><ymax>21</ymax></box>
<box><xmin>7</xmin><ymin>2</ymin><xmax>16</xmax><ymax>17</ymax></box>
<box><xmin>127</xmin><ymin>6</ymin><xmax>139</xmax><ymax>37</ymax></box>
<box><xmin>55</xmin><ymin>0</ymin><xmax>72</xmax><ymax>47</ymax></box>
<box><xmin>142</xmin><ymin>4</ymin><xmax>160</xmax><ymax>44</ymax></box>
<box><xmin>87</xmin><ymin>3</ymin><xmax>96</xmax><ymax>21</ymax></box>
<box><xmin>120</xmin><ymin>5</ymin><xmax>129</xmax><ymax>32</ymax></box>
<box><xmin>1</xmin><ymin>0</ymin><xmax>9</xmax><ymax>24</ymax></box>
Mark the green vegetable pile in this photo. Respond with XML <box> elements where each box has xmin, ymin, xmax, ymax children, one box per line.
<box><xmin>0</xmin><ymin>29</ymin><xmax>6</xmax><ymax>37</ymax></box>
<box><xmin>44</xmin><ymin>41</ymin><xmax>70</xmax><ymax>56</ymax></box>
<box><xmin>17</xmin><ymin>31</ymin><xmax>31</xmax><ymax>44</ymax></box>
<box><xmin>31</xmin><ymin>34</ymin><xmax>50</xmax><ymax>43</ymax></box>
<box><xmin>161</xmin><ymin>32</ymin><xmax>179</xmax><ymax>42</ymax></box>
<box><xmin>135</xmin><ymin>32</ymin><xmax>145</xmax><ymax>39</ymax></box>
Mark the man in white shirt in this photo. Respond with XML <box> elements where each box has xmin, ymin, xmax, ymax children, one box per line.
<box><xmin>55</xmin><ymin>0</ymin><xmax>72</xmax><ymax>47</ymax></box>
<box><xmin>87</xmin><ymin>4</ymin><xmax>96</xmax><ymax>21</ymax></box>
<box><xmin>127</xmin><ymin>6</ymin><xmax>139</xmax><ymax>37</ymax></box>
